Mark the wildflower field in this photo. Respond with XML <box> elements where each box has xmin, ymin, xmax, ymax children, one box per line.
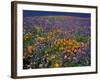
<box><xmin>23</xmin><ymin>11</ymin><xmax>91</xmax><ymax>69</ymax></box>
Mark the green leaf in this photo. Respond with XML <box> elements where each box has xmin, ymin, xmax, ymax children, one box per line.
<box><xmin>34</xmin><ymin>25</ymin><xmax>41</xmax><ymax>33</ymax></box>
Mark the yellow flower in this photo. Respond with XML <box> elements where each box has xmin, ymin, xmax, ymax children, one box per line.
<box><xmin>25</xmin><ymin>36</ymin><xmax>29</xmax><ymax>39</ymax></box>
<box><xmin>52</xmin><ymin>28</ymin><xmax>61</xmax><ymax>33</ymax></box>
<box><xmin>74</xmin><ymin>49</ymin><xmax>77</xmax><ymax>53</ymax></box>
<box><xmin>47</xmin><ymin>32</ymin><xmax>53</xmax><ymax>40</ymax></box>
<box><xmin>57</xmin><ymin>41</ymin><xmax>61</xmax><ymax>45</ymax></box>
<box><xmin>34</xmin><ymin>25</ymin><xmax>41</xmax><ymax>32</ymax></box>
<box><xmin>59</xmin><ymin>47</ymin><xmax>64</xmax><ymax>51</ymax></box>
<box><xmin>37</xmin><ymin>37</ymin><xmax>45</xmax><ymax>43</ymax></box>
<box><xmin>54</xmin><ymin>39</ymin><xmax>61</xmax><ymax>46</ymax></box>
<box><xmin>71</xmin><ymin>47</ymin><xmax>75</xmax><ymax>52</ymax></box>
<box><xmin>47</xmin><ymin>36</ymin><xmax>52</xmax><ymax>40</ymax></box>
<box><xmin>54</xmin><ymin>63</ymin><xmax>59</xmax><ymax>67</ymax></box>
<box><xmin>68</xmin><ymin>57</ymin><xmax>71</xmax><ymax>60</ymax></box>
<box><xmin>67</xmin><ymin>49</ymin><xmax>71</xmax><ymax>53</ymax></box>
<box><xmin>24</xmin><ymin>32</ymin><xmax>32</xmax><ymax>40</ymax></box>
<box><xmin>54</xmin><ymin>40</ymin><xmax>57</xmax><ymax>45</ymax></box>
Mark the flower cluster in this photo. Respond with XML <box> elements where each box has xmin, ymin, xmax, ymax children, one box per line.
<box><xmin>23</xmin><ymin>16</ymin><xmax>91</xmax><ymax>69</ymax></box>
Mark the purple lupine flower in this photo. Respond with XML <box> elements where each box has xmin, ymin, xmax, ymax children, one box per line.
<box><xmin>75</xmin><ymin>51</ymin><xmax>82</xmax><ymax>63</ymax></box>
<box><xmin>70</xmin><ymin>52</ymin><xmax>74</xmax><ymax>62</ymax></box>
<box><xmin>82</xmin><ymin>48</ymin><xmax>87</xmax><ymax>64</ymax></box>
<box><xmin>31</xmin><ymin>53</ymin><xmax>36</xmax><ymax>63</ymax></box>
<box><xmin>60</xmin><ymin>53</ymin><xmax>64</xmax><ymax>66</ymax></box>
<box><xmin>77</xmin><ymin>49</ymin><xmax>82</xmax><ymax>58</ymax></box>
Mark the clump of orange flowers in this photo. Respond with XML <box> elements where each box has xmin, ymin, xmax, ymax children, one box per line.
<box><xmin>54</xmin><ymin>39</ymin><xmax>79</xmax><ymax>46</ymax></box>
<box><xmin>54</xmin><ymin>39</ymin><xmax>84</xmax><ymax>54</ymax></box>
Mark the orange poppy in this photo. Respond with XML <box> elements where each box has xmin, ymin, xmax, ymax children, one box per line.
<box><xmin>27</xmin><ymin>45</ymin><xmax>33</xmax><ymax>54</ymax></box>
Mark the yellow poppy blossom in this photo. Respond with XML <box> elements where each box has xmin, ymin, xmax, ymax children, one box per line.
<box><xmin>54</xmin><ymin>63</ymin><xmax>59</xmax><ymax>67</ymax></box>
